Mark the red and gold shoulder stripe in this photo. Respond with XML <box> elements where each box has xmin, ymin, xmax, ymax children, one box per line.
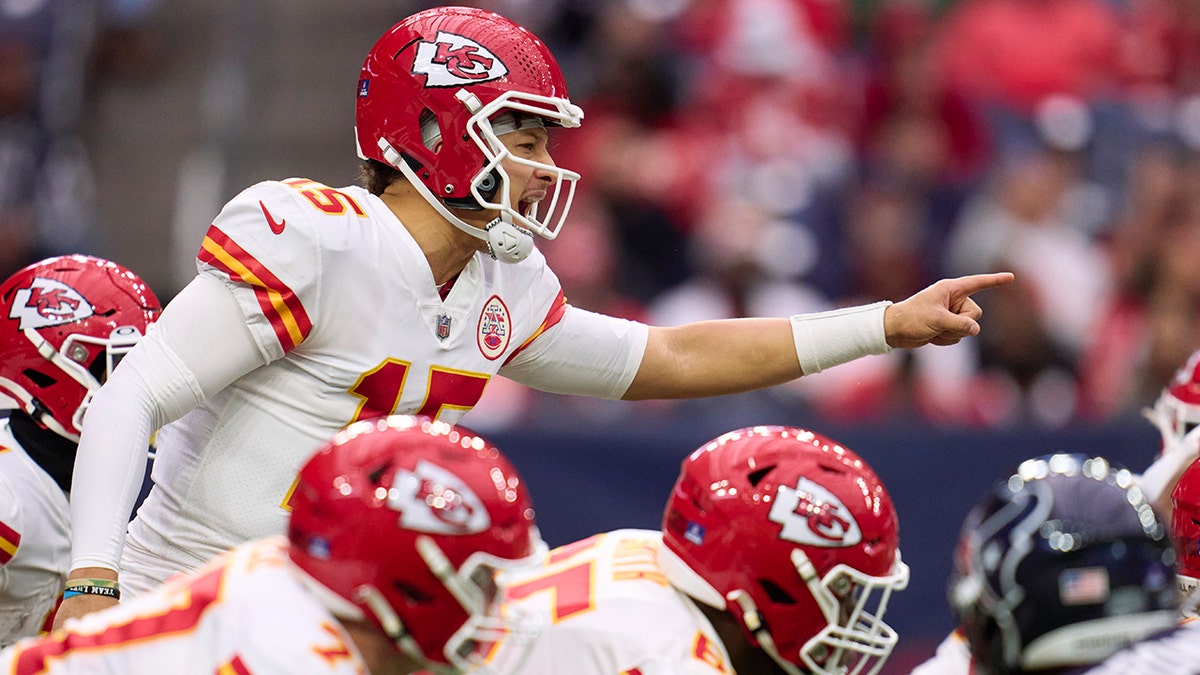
<box><xmin>0</xmin><ymin>519</ymin><xmax>20</xmax><ymax>564</ymax></box>
<box><xmin>199</xmin><ymin>225</ymin><xmax>314</xmax><ymax>353</ymax></box>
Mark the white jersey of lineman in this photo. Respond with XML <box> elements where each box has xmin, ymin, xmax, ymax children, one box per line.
<box><xmin>0</xmin><ymin>537</ymin><xmax>369</xmax><ymax>674</ymax></box>
<box><xmin>0</xmin><ymin>417</ymin><xmax>68</xmax><ymax>648</ymax></box>
<box><xmin>122</xmin><ymin>178</ymin><xmax>644</xmax><ymax>594</ymax></box>
<box><xmin>490</xmin><ymin>529</ymin><xmax>735</xmax><ymax>675</ymax></box>
<box><xmin>909</xmin><ymin>628</ymin><xmax>972</xmax><ymax>675</ymax></box>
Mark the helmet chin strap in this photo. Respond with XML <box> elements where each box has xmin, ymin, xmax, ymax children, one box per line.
<box><xmin>378</xmin><ymin>139</ymin><xmax>534</xmax><ymax>264</ymax></box>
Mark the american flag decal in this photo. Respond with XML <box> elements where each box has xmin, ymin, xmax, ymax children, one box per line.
<box><xmin>1059</xmin><ymin>567</ymin><xmax>1110</xmax><ymax>605</ymax></box>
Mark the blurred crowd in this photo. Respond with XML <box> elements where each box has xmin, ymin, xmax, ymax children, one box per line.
<box><xmin>7</xmin><ymin>0</ymin><xmax>1200</xmax><ymax>432</ymax></box>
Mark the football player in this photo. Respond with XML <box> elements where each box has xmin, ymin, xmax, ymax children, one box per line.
<box><xmin>2</xmin><ymin>415</ymin><xmax>545</xmax><ymax>674</ymax></box>
<box><xmin>0</xmin><ymin>255</ymin><xmax>160</xmax><ymax>647</ymax></box>
<box><xmin>1170</xmin><ymin>457</ymin><xmax>1200</xmax><ymax>619</ymax></box>
<box><xmin>915</xmin><ymin>454</ymin><xmax>1182</xmax><ymax>675</ymax></box>
<box><xmin>488</xmin><ymin>426</ymin><xmax>910</xmax><ymax>675</ymax></box>
<box><xmin>56</xmin><ymin>5</ymin><xmax>1011</xmax><ymax>625</ymax></box>
<box><xmin>1139</xmin><ymin>349</ymin><xmax>1200</xmax><ymax>521</ymax></box>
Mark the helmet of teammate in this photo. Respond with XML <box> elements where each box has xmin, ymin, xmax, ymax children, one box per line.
<box><xmin>1144</xmin><ymin>348</ymin><xmax>1200</xmax><ymax>452</ymax></box>
<box><xmin>287</xmin><ymin>415</ymin><xmax>545</xmax><ymax>671</ymax></box>
<box><xmin>1172</xmin><ymin>457</ymin><xmax>1200</xmax><ymax>618</ymax></box>
<box><xmin>659</xmin><ymin>426</ymin><xmax>910</xmax><ymax>675</ymax></box>
<box><xmin>0</xmin><ymin>255</ymin><xmax>161</xmax><ymax>441</ymax></box>
<box><xmin>356</xmin><ymin>5</ymin><xmax>584</xmax><ymax>261</ymax></box>
<box><xmin>950</xmin><ymin>454</ymin><xmax>1177</xmax><ymax>674</ymax></box>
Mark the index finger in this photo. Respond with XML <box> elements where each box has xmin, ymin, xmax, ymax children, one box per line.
<box><xmin>947</xmin><ymin>272</ymin><xmax>1015</xmax><ymax>296</ymax></box>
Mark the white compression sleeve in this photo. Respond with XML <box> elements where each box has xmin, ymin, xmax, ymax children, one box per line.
<box><xmin>501</xmin><ymin>306</ymin><xmax>648</xmax><ymax>400</ymax></box>
<box><xmin>69</xmin><ymin>275</ymin><xmax>268</xmax><ymax>571</ymax></box>
<box><xmin>790</xmin><ymin>301</ymin><xmax>893</xmax><ymax>375</ymax></box>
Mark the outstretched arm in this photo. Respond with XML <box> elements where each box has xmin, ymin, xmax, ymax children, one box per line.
<box><xmin>623</xmin><ymin>272</ymin><xmax>1013</xmax><ymax>400</ymax></box>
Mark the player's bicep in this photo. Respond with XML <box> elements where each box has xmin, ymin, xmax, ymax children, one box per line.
<box><xmin>500</xmin><ymin>307</ymin><xmax>647</xmax><ymax>399</ymax></box>
<box><xmin>155</xmin><ymin>275</ymin><xmax>268</xmax><ymax>398</ymax></box>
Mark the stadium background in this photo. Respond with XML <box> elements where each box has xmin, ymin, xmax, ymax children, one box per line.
<box><xmin>4</xmin><ymin>0</ymin><xmax>1195</xmax><ymax>670</ymax></box>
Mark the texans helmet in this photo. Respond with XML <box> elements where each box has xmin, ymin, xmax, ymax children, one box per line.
<box><xmin>287</xmin><ymin>415</ymin><xmax>545</xmax><ymax>671</ymax></box>
<box><xmin>659</xmin><ymin>426</ymin><xmax>909</xmax><ymax>675</ymax></box>
<box><xmin>950</xmin><ymin>454</ymin><xmax>1177</xmax><ymax>674</ymax></box>
<box><xmin>0</xmin><ymin>255</ymin><xmax>160</xmax><ymax>440</ymax></box>
<box><xmin>356</xmin><ymin>6</ymin><xmax>584</xmax><ymax>262</ymax></box>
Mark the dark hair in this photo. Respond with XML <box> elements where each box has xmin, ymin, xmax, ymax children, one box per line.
<box><xmin>358</xmin><ymin>159</ymin><xmax>402</xmax><ymax>196</ymax></box>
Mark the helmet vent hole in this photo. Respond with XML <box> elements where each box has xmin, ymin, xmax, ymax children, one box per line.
<box><xmin>758</xmin><ymin>578</ymin><xmax>797</xmax><ymax>605</ymax></box>
<box><xmin>395</xmin><ymin>581</ymin><xmax>432</xmax><ymax>605</ymax></box>
<box><xmin>368</xmin><ymin>461</ymin><xmax>394</xmax><ymax>485</ymax></box>
<box><xmin>23</xmin><ymin>368</ymin><xmax>57</xmax><ymax>388</ymax></box>
<box><xmin>747</xmin><ymin>466</ymin><xmax>775</xmax><ymax>487</ymax></box>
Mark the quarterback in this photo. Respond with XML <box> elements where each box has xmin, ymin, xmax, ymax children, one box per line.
<box><xmin>57</xmin><ymin>6</ymin><xmax>1011</xmax><ymax>625</ymax></box>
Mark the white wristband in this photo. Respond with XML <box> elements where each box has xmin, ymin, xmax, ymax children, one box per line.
<box><xmin>790</xmin><ymin>301</ymin><xmax>893</xmax><ymax>375</ymax></box>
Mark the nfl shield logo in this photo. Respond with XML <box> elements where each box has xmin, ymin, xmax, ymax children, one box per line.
<box><xmin>436</xmin><ymin>313</ymin><xmax>452</xmax><ymax>340</ymax></box>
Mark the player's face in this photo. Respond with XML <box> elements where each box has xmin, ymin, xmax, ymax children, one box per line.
<box><xmin>499</xmin><ymin>127</ymin><xmax>558</xmax><ymax>217</ymax></box>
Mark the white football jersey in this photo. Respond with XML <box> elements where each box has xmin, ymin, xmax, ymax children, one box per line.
<box><xmin>123</xmin><ymin>178</ymin><xmax>592</xmax><ymax>592</ymax></box>
<box><xmin>909</xmin><ymin>628</ymin><xmax>972</xmax><ymax>675</ymax></box>
<box><xmin>1080</xmin><ymin>618</ymin><xmax>1200</xmax><ymax>675</ymax></box>
<box><xmin>0</xmin><ymin>537</ymin><xmax>369</xmax><ymax>674</ymax></box>
<box><xmin>490</xmin><ymin>529</ymin><xmax>734</xmax><ymax>675</ymax></box>
<box><xmin>0</xmin><ymin>418</ymin><xmax>69</xmax><ymax>649</ymax></box>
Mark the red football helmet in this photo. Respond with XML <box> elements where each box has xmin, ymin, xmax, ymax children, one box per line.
<box><xmin>0</xmin><ymin>255</ymin><xmax>161</xmax><ymax>441</ymax></box>
<box><xmin>1144</xmin><ymin>349</ymin><xmax>1200</xmax><ymax>452</ymax></box>
<box><xmin>287</xmin><ymin>415</ymin><xmax>545</xmax><ymax>670</ymax></box>
<box><xmin>356</xmin><ymin>6</ymin><xmax>584</xmax><ymax>262</ymax></box>
<box><xmin>1172</xmin><ymin>456</ymin><xmax>1200</xmax><ymax>618</ymax></box>
<box><xmin>659</xmin><ymin>426</ymin><xmax>909</xmax><ymax>675</ymax></box>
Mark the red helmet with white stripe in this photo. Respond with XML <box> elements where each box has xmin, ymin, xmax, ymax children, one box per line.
<box><xmin>0</xmin><ymin>255</ymin><xmax>160</xmax><ymax>440</ymax></box>
<box><xmin>287</xmin><ymin>415</ymin><xmax>545</xmax><ymax>671</ymax></box>
<box><xmin>355</xmin><ymin>6</ymin><xmax>584</xmax><ymax>262</ymax></box>
<box><xmin>659</xmin><ymin>426</ymin><xmax>909</xmax><ymax>675</ymax></box>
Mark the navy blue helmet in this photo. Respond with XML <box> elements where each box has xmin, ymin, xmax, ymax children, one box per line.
<box><xmin>949</xmin><ymin>454</ymin><xmax>1177</xmax><ymax>674</ymax></box>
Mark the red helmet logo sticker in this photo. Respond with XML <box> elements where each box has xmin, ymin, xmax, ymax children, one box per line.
<box><xmin>768</xmin><ymin>477</ymin><xmax>862</xmax><ymax>547</ymax></box>
<box><xmin>413</xmin><ymin>31</ymin><xmax>508</xmax><ymax>87</ymax></box>
<box><xmin>388</xmin><ymin>460</ymin><xmax>490</xmax><ymax>535</ymax></box>
<box><xmin>8</xmin><ymin>277</ymin><xmax>94</xmax><ymax>330</ymax></box>
<box><xmin>477</xmin><ymin>295</ymin><xmax>511</xmax><ymax>360</ymax></box>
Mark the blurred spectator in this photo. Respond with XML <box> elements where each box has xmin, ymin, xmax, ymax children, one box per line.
<box><xmin>0</xmin><ymin>0</ymin><xmax>101</xmax><ymax>278</ymax></box>
<box><xmin>933</xmin><ymin>0</ymin><xmax>1122</xmax><ymax>114</ymax></box>
<box><xmin>0</xmin><ymin>0</ymin><xmax>162</xmax><ymax>280</ymax></box>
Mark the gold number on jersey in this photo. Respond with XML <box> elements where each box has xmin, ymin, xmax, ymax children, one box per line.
<box><xmin>282</xmin><ymin>358</ymin><xmax>492</xmax><ymax>511</ymax></box>
<box><xmin>283</xmin><ymin>178</ymin><xmax>366</xmax><ymax>217</ymax></box>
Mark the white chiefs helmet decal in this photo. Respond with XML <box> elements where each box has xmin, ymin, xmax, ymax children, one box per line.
<box><xmin>8</xmin><ymin>277</ymin><xmax>94</xmax><ymax>330</ymax></box>
<box><xmin>768</xmin><ymin>477</ymin><xmax>862</xmax><ymax>547</ymax></box>
<box><xmin>413</xmin><ymin>31</ymin><xmax>509</xmax><ymax>88</ymax></box>
<box><xmin>388</xmin><ymin>459</ymin><xmax>491</xmax><ymax>535</ymax></box>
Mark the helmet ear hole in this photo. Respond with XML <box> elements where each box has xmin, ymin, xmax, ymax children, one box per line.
<box><xmin>419</xmin><ymin>109</ymin><xmax>442</xmax><ymax>151</ymax></box>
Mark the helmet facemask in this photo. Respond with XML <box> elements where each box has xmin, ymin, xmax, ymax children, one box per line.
<box><xmin>728</xmin><ymin>549</ymin><xmax>909</xmax><ymax>675</ymax></box>
<box><xmin>459</xmin><ymin>91</ymin><xmax>582</xmax><ymax>241</ymax></box>
<box><xmin>6</xmin><ymin>323</ymin><xmax>147</xmax><ymax>441</ymax></box>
